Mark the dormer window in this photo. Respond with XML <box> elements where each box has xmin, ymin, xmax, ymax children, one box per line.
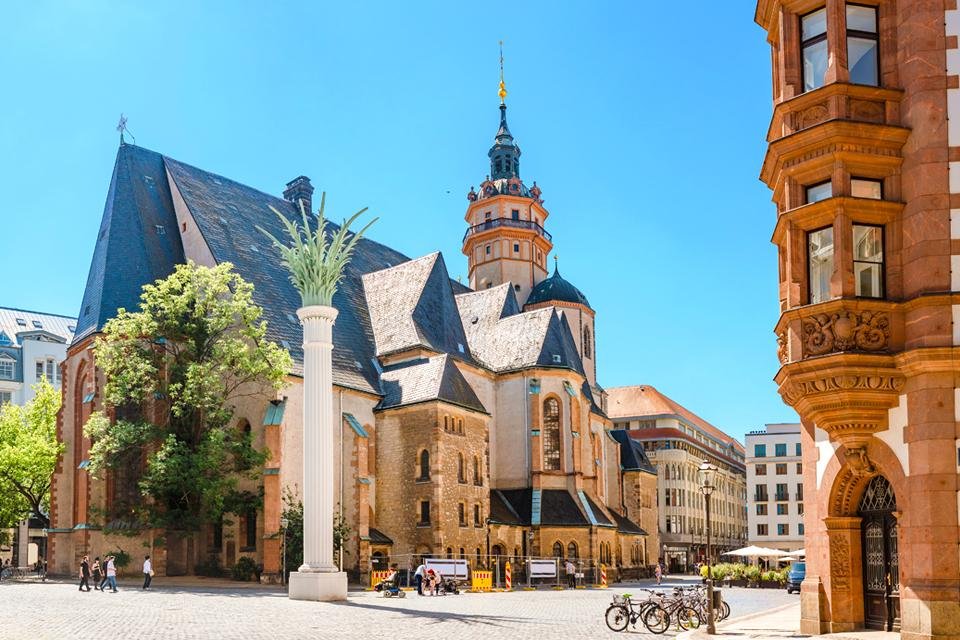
<box><xmin>801</xmin><ymin>8</ymin><xmax>828</xmax><ymax>92</ymax></box>
<box><xmin>0</xmin><ymin>332</ymin><xmax>10</xmax><ymax>346</ymax></box>
<box><xmin>32</xmin><ymin>320</ymin><xmax>42</xmax><ymax>329</ymax></box>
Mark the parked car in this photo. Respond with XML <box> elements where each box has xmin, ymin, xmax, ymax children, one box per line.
<box><xmin>786</xmin><ymin>562</ymin><xmax>805</xmax><ymax>594</ymax></box>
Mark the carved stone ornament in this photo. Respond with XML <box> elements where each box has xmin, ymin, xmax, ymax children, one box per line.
<box><xmin>849</xmin><ymin>99</ymin><xmax>885</xmax><ymax>124</ymax></box>
<box><xmin>829</xmin><ymin>535</ymin><xmax>851</xmax><ymax>591</ymax></box>
<box><xmin>780</xmin><ymin>372</ymin><xmax>903</xmax><ymax>406</ymax></box>
<box><xmin>798</xmin><ymin>103</ymin><xmax>829</xmax><ymax>130</ymax></box>
<box><xmin>776</xmin><ymin>331</ymin><xmax>788</xmax><ymax>364</ymax></box>
<box><xmin>802</xmin><ymin>310</ymin><xmax>890</xmax><ymax>357</ymax></box>
<box><xmin>843</xmin><ymin>446</ymin><xmax>875</xmax><ymax>477</ymax></box>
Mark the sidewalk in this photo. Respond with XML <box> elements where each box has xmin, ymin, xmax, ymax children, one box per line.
<box><xmin>679</xmin><ymin>602</ymin><xmax>805</xmax><ymax>640</ymax></box>
<box><xmin>679</xmin><ymin>603</ymin><xmax>901</xmax><ymax>640</ymax></box>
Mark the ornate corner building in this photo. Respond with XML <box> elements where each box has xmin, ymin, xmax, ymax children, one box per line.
<box><xmin>47</xmin><ymin>89</ymin><xmax>658</xmax><ymax>583</ymax></box>
<box><xmin>755</xmin><ymin>0</ymin><xmax>960</xmax><ymax>636</ymax></box>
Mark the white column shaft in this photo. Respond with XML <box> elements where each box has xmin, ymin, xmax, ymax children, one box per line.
<box><xmin>297</xmin><ymin>305</ymin><xmax>338</xmax><ymax>573</ymax></box>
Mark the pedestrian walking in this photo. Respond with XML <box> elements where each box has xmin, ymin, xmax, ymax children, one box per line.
<box><xmin>655</xmin><ymin>562</ymin><xmax>663</xmax><ymax>585</ymax></box>
<box><xmin>98</xmin><ymin>557</ymin><xmax>110</xmax><ymax>591</ymax></box>
<box><xmin>413</xmin><ymin>560</ymin><xmax>426</xmax><ymax>595</ymax></box>
<box><xmin>142</xmin><ymin>555</ymin><xmax>153</xmax><ymax>590</ymax></box>
<box><xmin>92</xmin><ymin>557</ymin><xmax>102</xmax><ymax>591</ymax></box>
<box><xmin>104</xmin><ymin>555</ymin><xmax>118</xmax><ymax>592</ymax></box>
<box><xmin>564</xmin><ymin>558</ymin><xmax>576</xmax><ymax>588</ymax></box>
<box><xmin>78</xmin><ymin>555</ymin><xmax>91</xmax><ymax>591</ymax></box>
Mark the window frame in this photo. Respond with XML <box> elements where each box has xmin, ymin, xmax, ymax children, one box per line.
<box><xmin>852</xmin><ymin>222</ymin><xmax>885</xmax><ymax>299</ymax></box>
<box><xmin>851</xmin><ymin>176</ymin><xmax>883</xmax><ymax>200</ymax></box>
<box><xmin>800</xmin><ymin>7</ymin><xmax>829</xmax><ymax>93</ymax></box>
<box><xmin>846</xmin><ymin>3</ymin><xmax>880</xmax><ymax>87</ymax></box>
<box><xmin>807</xmin><ymin>224</ymin><xmax>835</xmax><ymax>304</ymax></box>
<box><xmin>805</xmin><ymin>180</ymin><xmax>833</xmax><ymax>204</ymax></box>
<box><xmin>541</xmin><ymin>396</ymin><xmax>562</xmax><ymax>471</ymax></box>
<box><xmin>0</xmin><ymin>357</ymin><xmax>14</xmax><ymax>381</ymax></box>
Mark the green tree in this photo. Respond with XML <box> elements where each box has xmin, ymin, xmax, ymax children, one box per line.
<box><xmin>85</xmin><ymin>260</ymin><xmax>292</xmax><ymax>531</ymax></box>
<box><xmin>0</xmin><ymin>379</ymin><xmax>63</xmax><ymax>527</ymax></box>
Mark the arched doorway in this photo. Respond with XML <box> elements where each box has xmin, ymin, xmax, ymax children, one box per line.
<box><xmin>858</xmin><ymin>475</ymin><xmax>899</xmax><ymax>631</ymax></box>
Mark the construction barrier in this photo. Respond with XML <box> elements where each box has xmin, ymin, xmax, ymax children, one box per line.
<box><xmin>599</xmin><ymin>564</ymin><xmax>608</xmax><ymax>588</ymax></box>
<box><xmin>505</xmin><ymin>561</ymin><xmax>512</xmax><ymax>591</ymax></box>
<box><xmin>369</xmin><ymin>570</ymin><xmax>393</xmax><ymax>589</ymax></box>
<box><xmin>471</xmin><ymin>570</ymin><xmax>493</xmax><ymax>592</ymax></box>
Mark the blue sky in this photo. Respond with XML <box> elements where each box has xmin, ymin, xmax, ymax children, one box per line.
<box><xmin>0</xmin><ymin>1</ymin><xmax>798</xmax><ymax>440</ymax></box>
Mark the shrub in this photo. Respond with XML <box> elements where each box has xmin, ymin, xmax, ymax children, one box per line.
<box><xmin>105</xmin><ymin>549</ymin><xmax>131</xmax><ymax>570</ymax></box>
<box><xmin>195</xmin><ymin>557</ymin><xmax>224</xmax><ymax>577</ymax></box>
<box><xmin>744</xmin><ymin>565</ymin><xmax>761</xmax><ymax>582</ymax></box>
<box><xmin>232</xmin><ymin>556</ymin><xmax>259</xmax><ymax>581</ymax></box>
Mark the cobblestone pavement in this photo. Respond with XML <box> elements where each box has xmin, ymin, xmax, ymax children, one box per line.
<box><xmin>0</xmin><ymin>576</ymin><xmax>796</xmax><ymax>640</ymax></box>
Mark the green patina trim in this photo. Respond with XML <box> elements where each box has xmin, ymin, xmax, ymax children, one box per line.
<box><xmin>263</xmin><ymin>468</ymin><xmax>280</xmax><ymax>476</ymax></box>
<box><xmin>46</xmin><ymin>528</ymin><xmax>72</xmax><ymax>533</ymax></box>
<box><xmin>530</xmin><ymin>429</ymin><xmax>541</xmax><ymax>436</ymax></box>
<box><xmin>343</xmin><ymin>412</ymin><xmax>368</xmax><ymax>438</ymax></box>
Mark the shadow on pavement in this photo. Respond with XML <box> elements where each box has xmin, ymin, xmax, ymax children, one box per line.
<box><xmin>333</xmin><ymin>598</ymin><xmax>531</xmax><ymax>627</ymax></box>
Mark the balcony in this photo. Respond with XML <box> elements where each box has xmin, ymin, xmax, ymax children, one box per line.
<box><xmin>775</xmin><ymin>493</ymin><xmax>789</xmax><ymax>502</ymax></box>
<box><xmin>754</xmin><ymin>494</ymin><xmax>768</xmax><ymax>503</ymax></box>
<box><xmin>463</xmin><ymin>217</ymin><xmax>552</xmax><ymax>243</ymax></box>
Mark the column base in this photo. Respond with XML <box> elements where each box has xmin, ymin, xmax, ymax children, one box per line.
<box><xmin>288</xmin><ymin>571</ymin><xmax>348</xmax><ymax>602</ymax></box>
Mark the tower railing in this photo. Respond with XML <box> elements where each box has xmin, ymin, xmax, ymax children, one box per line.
<box><xmin>463</xmin><ymin>217</ymin><xmax>552</xmax><ymax>243</ymax></box>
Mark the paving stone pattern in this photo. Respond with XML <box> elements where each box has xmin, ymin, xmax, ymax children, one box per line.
<box><xmin>0</xmin><ymin>577</ymin><xmax>795</xmax><ymax>640</ymax></box>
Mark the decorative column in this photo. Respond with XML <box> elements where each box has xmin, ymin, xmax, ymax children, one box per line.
<box><xmin>287</xmin><ymin>304</ymin><xmax>347</xmax><ymax>600</ymax></box>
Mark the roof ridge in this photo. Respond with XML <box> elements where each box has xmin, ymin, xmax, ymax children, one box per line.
<box><xmin>0</xmin><ymin>306</ymin><xmax>76</xmax><ymax>320</ymax></box>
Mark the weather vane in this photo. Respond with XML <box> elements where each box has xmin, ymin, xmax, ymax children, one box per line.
<box><xmin>498</xmin><ymin>40</ymin><xmax>507</xmax><ymax>105</ymax></box>
<box><xmin>116</xmin><ymin>113</ymin><xmax>135</xmax><ymax>145</ymax></box>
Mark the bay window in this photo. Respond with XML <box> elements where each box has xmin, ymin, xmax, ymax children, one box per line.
<box><xmin>801</xmin><ymin>8</ymin><xmax>828</xmax><ymax>92</ymax></box>
<box><xmin>805</xmin><ymin>181</ymin><xmax>832</xmax><ymax>204</ymax></box>
<box><xmin>808</xmin><ymin>227</ymin><xmax>835</xmax><ymax>304</ymax></box>
<box><xmin>853</xmin><ymin>224</ymin><xmax>884</xmax><ymax>298</ymax></box>
<box><xmin>851</xmin><ymin>177</ymin><xmax>882</xmax><ymax>199</ymax></box>
<box><xmin>847</xmin><ymin>4</ymin><xmax>879</xmax><ymax>86</ymax></box>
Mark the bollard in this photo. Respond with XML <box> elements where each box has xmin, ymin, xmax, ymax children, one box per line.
<box><xmin>505</xmin><ymin>561</ymin><xmax>512</xmax><ymax>591</ymax></box>
<box><xmin>600</xmin><ymin>563</ymin><xmax>607</xmax><ymax>588</ymax></box>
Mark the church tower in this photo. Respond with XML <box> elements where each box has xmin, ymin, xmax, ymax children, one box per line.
<box><xmin>462</xmin><ymin>58</ymin><xmax>553</xmax><ymax>304</ymax></box>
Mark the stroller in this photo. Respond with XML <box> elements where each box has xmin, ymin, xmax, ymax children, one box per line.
<box><xmin>435</xmin><ymin>576</ymin><xmax>461</xmax><ymax>596</ymax></box>
<box><xmin>374</xmin><ymin>573</ymin><xmax>406</xmax><ymax>598</ymax></box>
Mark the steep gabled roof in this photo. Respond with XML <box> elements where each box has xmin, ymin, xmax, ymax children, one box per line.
<box><xmin>377</xmin><ymin>355</ymin><xmax>486</xmax><ymax>413</ymax></box>
<box><xmin>74</xmin><ymin>145</ymin><xmax>185</xmax><ymax>343</ymax></box>
<box><xmin>362</xmin><ymin>253</ymin><xmax>473</xmax><ymax>363</ymax></box>
<box><xmin>609</xmin><ymin>429</ymin><xmax>657</xmax><ymax>474</ymax></box>
<box><xmin>454</xmin><ymin>285</ymin><xmax>584</xmax><ymax>375</ymax></box>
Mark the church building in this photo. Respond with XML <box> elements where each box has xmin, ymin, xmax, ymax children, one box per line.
<box><xmin>47</xmin><ymin>87</ymin><xmax>658</xmax><ymax>581</ymax></box>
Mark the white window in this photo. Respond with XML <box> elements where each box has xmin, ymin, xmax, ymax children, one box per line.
<box><xmin>35</xmin><ymin>361</ymin><xmax>44</xmax><ymax>382</ymax></box>
<box><xmin>37</xmin><ymin>359</ymin><xmax>55</xmax><ymax>383</ymax></box>
<box><xmin>854</xmin><ymin>224</ymin><xmax>884</xmax><ymax>298</ymax></box>
<box><xmin>0</xmin><ymin>358</ymin><xmax>14</xmax><ymax>380</ymax></box>
<box><xmin>801</xmin><ymin>8</ymin><xmax>828</xmax><ymax>92</ymax></box>
<box><xmin>0</xmin><ymin>391</ymin><xmax>10</xmax><ymax>405</ymax></box>
<box><xmin>808</xmin><ymin>227</ymin><xmax>835</xmax><ymax>304</ymax></box>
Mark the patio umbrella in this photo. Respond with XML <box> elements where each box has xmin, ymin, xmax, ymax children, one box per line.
<box><xmin>722</xmin><ymin>545</ymin><xmax>788</xmax><ymax>557</ymax></box>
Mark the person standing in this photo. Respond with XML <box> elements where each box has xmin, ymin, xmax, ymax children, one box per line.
<box><xmin>655</xmin><ymin>562</ymin><xmax>663</xmax><ymax>585</ymax></box>
<box><xmin>78</xmin><ymin>555</ymin><xmax>91</xmax><ymax>591</ymax></box>
<box><xmin>413</xmin><ymin>560</ymin><xmax>426</xmax><ymax>595</ymax></box>
<box><xmin>104</xmin><ymin>555</ymin><xmax>118</xmax><ymax>592</ymax></box>
<box><xmin>91</xmin><ymin>557</ymin><xmax>102</xmax><ymax>591</ymax></box>
<box><xmin>564</xmin><ymin>558</ymin><xmax>576</xmax><ymax>589</ymax></box>
<box><xmin>142</xmin><ymin>555</ymin><xmax>152</xmax><ymax>590</ymax></box>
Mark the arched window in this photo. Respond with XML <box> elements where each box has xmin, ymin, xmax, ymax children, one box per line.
<box><xmin>418</xmin><ymin>449</ymin><xmax>430</xmax><ymax>481</ymax></box>
<box><xmin>443</xmin><ymin>415</ymin><xmax>449</xmax><ymax>431</ymax></box>
<box><xmin>475</xmin><ymin>548</ymin><xmax>482</xmax><ymax>568</ymax></box>
<box><xmin>459</xmin><ymin>547</ymin><xmax>465</xmax><ymax>558</ymax></box>
<box><xmin>568</xmin><ymin>541</ymin><xmax>578</xmax><ymax>559</ymax></box>
<box><xmin>458</xmin><ymin>502</ymin><xmax>466</xmax><ymax>526</ymax></box>
<box><xmin>542</xmin><ymin>397</ymin><xmax>561</xmax><ymax>471</ymax></box>
<box><xmin>446</xmin><ymin>547</ymin><xmax>453</xmax><ymax>559</ymax></box>
<box><xmin>458</xmin><ymin>418</ymin><xmax>463</xmax><ymax>434</ymax></box>
<box><xmin>583</xmin><ymin>325</ymin><xmax>592</xmax><ymax>358</ymax></box>
<box><xmin>458</xmin><ymin>453</ymin><xmax>466</xmax><ymax>483</ymax></box>
<box><xmin>552</xmin><ymin>541</ymin><xmax>563</xmax><ymax>558</ymax></box>
<box><xmin>473</xmin><ymin>456</ymin><xmax>481</xmax><ymax>486</ymax></box>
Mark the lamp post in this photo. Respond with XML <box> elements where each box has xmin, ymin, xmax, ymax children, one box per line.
<box><xmin>698</xmin><ymin>459</ymin><xmax>719</xmax><ymax>635</ymax></box>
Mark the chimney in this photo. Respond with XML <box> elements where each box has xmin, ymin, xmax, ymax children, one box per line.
<box><xmin>283</xmin><ymin>176</ymin><xmax>314</xmax><ymax>214</ymax></box>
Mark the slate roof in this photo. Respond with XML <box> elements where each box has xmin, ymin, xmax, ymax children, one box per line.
<box><xmin>609</xmin><ymin>429</ymin><xmax>657</xmax><ymax>474</ymax></box>
<box><xmin>76</xmin><ymin>143</ymin><xmax>595</xmax><ymax>407</ymax></box>
<box><xmin>455</xmin><ymin>284</ymin><xmax>585</xmax><ymax>375</ymax></box>
<box><xmin>362</xmin><ymin>253</ymin><xmax>474</xmax><ymax>363</ymax></box>
<box><xmin>583</xmin><ymin>493</ymin><xmax>614</xmax><ymax>526</ymax></box>
<box><xmin>495</xmin><ymin>489</ymin><xmax>594</xmax><ymax>527</ymax></box>
<box><xmin>526</xmin><ymin>265</ymin><xmax>591</xmax><ymax>308</ymax></box>
<box><xmin>368</xmin><ymin>527</ymin><xmax>393</xmax><ymax>545</ymax></box>
<box><xmin>74</xmin><ymin>145</ymin><xmax>185</xmax><ymax>343</ymax></box>
<box><xmin>377</xmin><ymin>355</ymin><xmax>486</xmax><ymax>413</ymax></box>
<box><xmin>610</xmin><ymin>511</ymin><xmax>648</xmax><ymax>536</ymax></box>
<box><xmin>0</xmin><ymin>307</ymin><xmax>75</xmax><ymax>346</ymax></box>
<box><xmin>488</xmin><ymin>490</ymin><xmax>524</xmax><ymax>525</ymax></box>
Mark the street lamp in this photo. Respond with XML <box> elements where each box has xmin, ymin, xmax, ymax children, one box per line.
<box><xmin>698</xmin><ymin>459</ymin><xmax>719</xmax><ymax>635</ymax></box>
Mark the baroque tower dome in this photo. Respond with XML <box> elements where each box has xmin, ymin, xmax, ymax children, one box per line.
<box><xmin>526</xmin><ymin>262</ymin><xmax>591</xmax><ymax>309</ymax></box>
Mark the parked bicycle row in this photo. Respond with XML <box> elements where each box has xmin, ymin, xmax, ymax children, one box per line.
<box><xmin>604</xmin><ymin>584</ymin><xmax>730</xmax><ymax>634</ymax></box>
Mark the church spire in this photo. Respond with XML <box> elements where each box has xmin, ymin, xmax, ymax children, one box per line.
<box><xmin>489</xmin><ymin>42</ymin><xmax>520</xmax><ymax>180</ymax></box>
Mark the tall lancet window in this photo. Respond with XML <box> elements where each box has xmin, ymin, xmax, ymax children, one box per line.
<box><xmin>543</xmin><ymin>397</ymin><xmax>561</xmax><ymax>471</ymax></box>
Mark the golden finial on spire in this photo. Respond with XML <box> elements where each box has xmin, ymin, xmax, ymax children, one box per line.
<box><xmin>498</xmin><ymin>40</ymin><xmax>507</xmax><ymax>104</ymax></box>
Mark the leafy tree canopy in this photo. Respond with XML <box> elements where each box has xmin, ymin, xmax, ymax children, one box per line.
<box><xmin>0</xmin><ymin>378</ymin><xmax>63</xmax><ymax>528</ymax></box>
<box><xmin>85</xmin><ymin>261</ymin><xmax>292</xmax><ymax>531</ymax></box>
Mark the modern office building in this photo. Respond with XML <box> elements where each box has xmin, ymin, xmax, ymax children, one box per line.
<box><xmin>608</xmin><ymin>385</ymin><xmax>747</xmax><ymax>573</ymax></box>
<box><xmin>756</xmin><ymin>0</ymin><xmax>960</xmax><ymax>635</ymax></box>
<box><xmin>745</xmin><ymin>423</ymin><xmax>804</xmax><ymax>552</ymax></box>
